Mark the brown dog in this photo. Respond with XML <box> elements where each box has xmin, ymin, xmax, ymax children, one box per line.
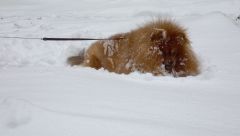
<box><xmin>68</xmin><ymin>20</ymin><xmax>199</xmax><ymax>77</ymax></box>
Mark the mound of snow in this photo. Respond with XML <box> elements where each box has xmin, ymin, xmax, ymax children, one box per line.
<box><xmin>0</xmin><ymin>0</ymin><xmax>240</xmax><ymax>136</ymax></box>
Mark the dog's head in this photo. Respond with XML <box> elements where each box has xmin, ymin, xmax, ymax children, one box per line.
<box><xmin>150</xmin><ymin>28</ymin><xmax>188</xmax><ymax>74</ymax></box>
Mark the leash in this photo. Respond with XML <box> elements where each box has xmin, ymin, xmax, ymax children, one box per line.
<box><xmin>0</xmin><ymin>36</ymin><xmax>41</xmax><ymax>40</ymax></box>
<box><xmin>0</xmin><ymin>36</ymin><xmax>124</xmax><ymax>41</ymax></box>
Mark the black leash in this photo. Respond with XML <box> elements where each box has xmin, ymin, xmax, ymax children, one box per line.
<box><xmin>42</xmin><ymin>37</ymin><xmax>110</xmax><ymax>41</ymax></box>
<box><xmin>0</xmin><ymin>36</ymin><xmax>123</xmax><ymax>41</ymax></box>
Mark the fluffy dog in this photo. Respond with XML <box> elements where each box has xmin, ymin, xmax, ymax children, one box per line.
<box><xmin>68</xmin><ymin>20</ymin><xmax>199</xmax><ymax>77</ymax></box>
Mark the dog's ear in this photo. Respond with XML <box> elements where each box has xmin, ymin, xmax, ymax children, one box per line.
<box><xmin>176</xmin><ymin>33</ymin><xmax>186</xmax><ymax>45</ymax></box>
<box><xmin>150</xmin><ymin>28</ymin><xmax>167</xmax><ymax>42</ymax></box>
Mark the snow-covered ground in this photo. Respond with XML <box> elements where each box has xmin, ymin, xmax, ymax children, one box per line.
<box><xmin>1</xmin><ymin>0</ymin><xmax>240</xmax><ymax>136</ymax></box>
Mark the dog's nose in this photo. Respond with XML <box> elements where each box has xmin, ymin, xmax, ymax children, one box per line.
<box><xmin>164</xmin><ymin>61</ymin><xmax>173</xmax><ymax>71</ymax></box>
<box><xmin>165</xmin><ymin>64</ymin><xmax>172</xmax><ymax>71</ymax></box>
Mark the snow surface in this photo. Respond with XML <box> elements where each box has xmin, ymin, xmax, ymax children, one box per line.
<box><xmin>1</xmin><ymin>0</ymin><xmax>240</xmax><ymax>136</ymax></box>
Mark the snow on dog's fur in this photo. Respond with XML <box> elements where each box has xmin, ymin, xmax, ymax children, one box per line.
<box><xmin>68</xmin><ymin>20</ymin><xmax>200</xmax><ymax>77</ymax></box>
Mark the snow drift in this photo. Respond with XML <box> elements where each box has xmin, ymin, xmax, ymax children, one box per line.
<box><xmin>0</xmin><ymin>0</ymin><xmax>240</xmax><ymax>136</ymax></box>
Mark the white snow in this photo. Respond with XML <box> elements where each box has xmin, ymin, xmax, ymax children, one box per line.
<box><xmin>1</xmin><ymin>0</ymin><xmax>240</xmax><ymax>136</ymax></box>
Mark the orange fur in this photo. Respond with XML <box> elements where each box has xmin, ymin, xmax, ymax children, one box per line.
<box><xmin>67</xmin><ymin>20</ymin><xmax>200</xmax><ymax>77</ymax></box>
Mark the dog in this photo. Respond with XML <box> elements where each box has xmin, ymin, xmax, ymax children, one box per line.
<box><xmin>67</xmin><ymin>20</ymin><xmax>200</xmax><ymax>77</ymax></box>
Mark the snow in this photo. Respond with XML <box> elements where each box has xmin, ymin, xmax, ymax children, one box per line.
<box><xmin>1</xmin><ymin>0</ymin><xmax>240</xmax><ymax>136</ymax></box>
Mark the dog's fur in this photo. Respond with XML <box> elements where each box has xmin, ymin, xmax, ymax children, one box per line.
<box><xmin>68</xmin><ymin>20</ymin><xmax>199</xmax><ymax>77</ymax></box>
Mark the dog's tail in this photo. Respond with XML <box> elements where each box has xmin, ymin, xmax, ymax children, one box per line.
<box><xmin>67</xmin><ymin>49</ymin><xmax>85</xmax><ymax>66</ymax></box>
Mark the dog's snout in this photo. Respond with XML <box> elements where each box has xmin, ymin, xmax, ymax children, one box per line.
<box><xmin>165</xmin><ymin>64</ymin><xmax>172</xmax><ymax>71</ymax></box>
<box><xmin>164</xmin><ymin>60</ymin><xmax>174</xmax><ymax>71</ymax></box>
<box><xmin>165</xmin><ymin>60</ymin><xmax>173</xmax><ymax>65</ymax></box>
